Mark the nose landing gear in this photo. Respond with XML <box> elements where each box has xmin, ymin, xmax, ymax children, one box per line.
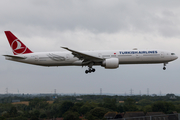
<box><xmin>163</xmin><ymin>63</ymin><xmax>168</xmax><ymax>70</ymax></box>
<box><xmin>163</xmin><ymin>67</ymin><xmax>166</xmax><ymax>70</ymax></box>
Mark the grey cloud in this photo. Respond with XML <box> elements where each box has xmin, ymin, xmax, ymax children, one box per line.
<box><xmin>1</xmin><ymin>0</ymin><xmax>180</xmax><ymax>37</ymax></box>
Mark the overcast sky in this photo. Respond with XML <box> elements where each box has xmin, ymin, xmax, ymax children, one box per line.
<box><xmin>0</xmin><ymin>0</ymin><xmax>180</xmax><ymax>95</ymax></box>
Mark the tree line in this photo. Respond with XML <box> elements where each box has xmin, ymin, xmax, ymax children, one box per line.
<box><xmin>0</xmin><ymin>93</ymin><xmax>179</xmax><ymax>120</ymax></box>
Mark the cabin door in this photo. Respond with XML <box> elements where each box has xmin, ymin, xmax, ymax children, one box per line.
<box><xmin>161</xmin><ymin>52</ymin><xmax>164</xmax><ymax>58</ymax></box>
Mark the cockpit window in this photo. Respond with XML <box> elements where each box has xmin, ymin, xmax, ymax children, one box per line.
<box><xmin>171</xmin><ymin>53</ymin><xmax>175</xmax><ymax>55</ymax></box>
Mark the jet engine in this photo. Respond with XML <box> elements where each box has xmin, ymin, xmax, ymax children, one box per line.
<box><xmin>102</xmin><ymin>58</ymin><xmax>119</xmax><ymax>69</ymax></box>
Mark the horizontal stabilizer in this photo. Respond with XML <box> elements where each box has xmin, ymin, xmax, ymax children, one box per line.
<box><xmin>3</xmin><ymin>55</ymin><xmax>26</xmax><ymax>59</ymax></box>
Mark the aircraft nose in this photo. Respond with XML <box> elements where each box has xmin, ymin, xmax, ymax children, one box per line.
<box><xmin>171</xmin><ymin>53</ymin><xmax>178</xmax><ymax>60</ymax></box>
<box><xmin>175</xmin><ymin>55</ymin><xmax>178</xmax><ymax>60</ymax></box>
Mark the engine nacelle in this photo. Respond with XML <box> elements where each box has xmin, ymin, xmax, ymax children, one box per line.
<box><xmin>102</xmin><ymin>58</ymin><xmax>119</xmax><ymax>69</ymax></box>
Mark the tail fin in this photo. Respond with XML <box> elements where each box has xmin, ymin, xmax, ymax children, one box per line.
<box><xmin>4</xmin><ymin>31</ymin><xmax>33</xmax><ymax>55</ymax></box>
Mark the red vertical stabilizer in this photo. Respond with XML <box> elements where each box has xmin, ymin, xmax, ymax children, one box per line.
<box><xmin>4</xmin><ymin>31</ymin><xmax>33</xmax><ymax>55</ymax></box>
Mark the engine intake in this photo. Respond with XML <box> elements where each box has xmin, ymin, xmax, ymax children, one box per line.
<box><xmin>102</xmin><ymin>58</ymin><xmax>119</xmax><ymax>69</ymax></box>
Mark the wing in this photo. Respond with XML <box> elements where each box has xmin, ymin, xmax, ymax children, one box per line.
<box><xmin>3</xmin><ymin>55</ymin><xmax>26</xmax><ymax>59</ymax></box>
<box><xmin>61</xmin><ymin>47</ymin><xmax>104</xmax><ymax>65</ymax></box>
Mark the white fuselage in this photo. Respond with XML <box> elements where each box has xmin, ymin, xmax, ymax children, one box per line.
<box><xmin>5</xmin><ymin>49</ymin><xmax>178</xmax><ymax>67</ymax></box>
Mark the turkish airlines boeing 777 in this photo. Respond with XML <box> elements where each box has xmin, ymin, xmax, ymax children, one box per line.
<box><xmin>3</xmin><ymin>31</ymin><xmax>178</xmax><ymax>74</ymax></box>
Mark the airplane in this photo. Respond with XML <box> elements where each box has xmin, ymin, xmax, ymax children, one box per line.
<box><xmin>3</xmin><ymin>31</ymin><xmax>178</xmax><ymax>74</ymax></box>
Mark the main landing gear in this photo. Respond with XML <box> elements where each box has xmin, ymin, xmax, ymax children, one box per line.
<box><xmin>85</xmin><ymin>62</ymin><xmax>95</xmax><ymax>74</ymax></box>
<box><xmin>163</xmin><ymin>63</ymin><xmax>167</xmax><ymax>70</ymax></box>
<box><xmin>85</xmin><ymin>68</ymin><xmax>96</xmax><ymax>74</ymax></box>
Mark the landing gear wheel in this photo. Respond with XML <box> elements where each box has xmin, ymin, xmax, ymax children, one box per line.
<box><xmin>85</xmin><ymin>70</ymin><xmax>89</xmax><ymax>74</ymax></box>
<box><xmin>163</xmin><ymin>67</ymin><xmax>166</xmax><ymax>70</ymax></box>
<box><xmin>85</xmin><ymin>68</ymin><xmax>96</xmax><ymax>74</ymax></box>
<box><xmin>163</xmin><ymin>63</ymin><xmax>168</xmax><ymax>70</ymax></box>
